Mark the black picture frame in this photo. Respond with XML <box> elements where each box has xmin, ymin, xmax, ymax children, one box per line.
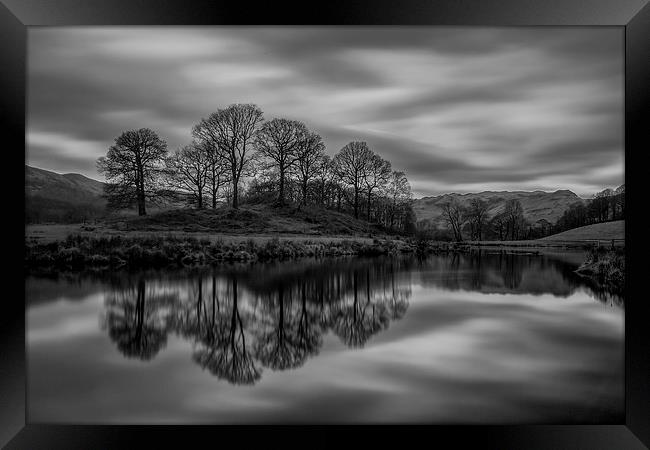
<box><xmin>3</xmin><ymin>0</ymin><xmax>649</xmax><ymax>448</ymax></box>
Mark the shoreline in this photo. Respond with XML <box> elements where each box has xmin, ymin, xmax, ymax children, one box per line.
<box><xmin>25</xmin><ymin>225</ymin><xmax>623</xmax><ymax>273</ymax></box>
<box><xmin>24</xmin><ymin>233</ymin><xmax>415</xmax><ymax>272</ymax></box>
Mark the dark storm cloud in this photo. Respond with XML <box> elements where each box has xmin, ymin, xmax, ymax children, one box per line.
<box><xmin>27</xmin><ymin>27</ymin><xmax>623</xmax><ymax>197</ymax></box>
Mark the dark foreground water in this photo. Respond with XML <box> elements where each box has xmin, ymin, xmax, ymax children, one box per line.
<box><xmin>26</xmin><ymin>250</ymin><xmax>624</xmax><ymax>423</ymax></box>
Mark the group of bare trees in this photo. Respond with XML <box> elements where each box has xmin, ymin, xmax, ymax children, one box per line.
<box><xmin>489</xmin><ymin>199</ymin><xmax>527</xmax><ymax>240</ymax></box>
<box><xmin>248</xmin><ymin>140</ymin><xmax>414</xmax><ymax>232</ymax></box>
<box><xmin>435</xmin><ymin>185</ymin><xmax>626</xmax><ymax>242</ymax></box>
<box><xmin>96</xmin><ymin>103</ymin><xmax>415</xmax><ymax>234</ymax></box>
<box><xmin>438</xmin><ymin>198</ymin><xmax>527</xmax><ymax>242</ymax></box>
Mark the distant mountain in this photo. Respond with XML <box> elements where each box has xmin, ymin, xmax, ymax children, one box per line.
<box><xmin>412</xmin><ymin>189</ymin><xmax>583</xmax><ymax>229</ymax></box>
<box><xmin>25</xmin><ymin>165</ymin><xmax>107</xmax><ymax>223</ymax></box>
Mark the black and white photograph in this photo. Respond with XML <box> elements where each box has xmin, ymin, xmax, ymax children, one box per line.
<box><xmin>24</xmin><ymin>26</ymin><xmax>626</xmax><ymax>424</ymax></box>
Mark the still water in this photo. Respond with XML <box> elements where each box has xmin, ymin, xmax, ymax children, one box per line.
<box><xmin>27</xmin><ymin>250</ymin><xmax>624</xmax><ymax>423</ymax></box>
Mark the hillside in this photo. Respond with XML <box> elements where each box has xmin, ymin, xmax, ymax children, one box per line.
<box><xmin>25</xmin><ymin>165</ymin><xmax>107</xmax><ymax>223</ymax></box>
<box><xmin>26</xmin><ymin>165</ymin><xmax>105</xmax><ymax>198</ymax></box>
<box><xmin>540</xmin><ymin>220</ymin><xmax>624</xmax><ymax>242</ymax></box>
<box><xmin>104</xmin><ymin>203</ymin><xmax>384</xmax><ymax>236</ymax></box>
<box><xmin>413</xmin><ymin>190</ymin><xmax>583</xmax><ymax>229</ymax></box>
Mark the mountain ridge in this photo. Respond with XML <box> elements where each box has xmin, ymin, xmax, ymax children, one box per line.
<box><xmin>412</xmin><ymin>189</ymin><xmax>584</xmax><ymax>229</ymax></box>
<box><xmin>25</xmin><ymin>165</ymin><xmax>107</xmax><ymax>223</ymax></box>
<box><xmin>24</xmin><ymin>164</ymin><xmax>613</xmax><ymax>230</ymax></box>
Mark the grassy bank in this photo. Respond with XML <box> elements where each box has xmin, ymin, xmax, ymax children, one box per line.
<box><xmin>25</xmin><ymin>234</ymin><xmax>414</xmax><ymax>271</ymax></box>
<box><xmin>575</xmin><ymin>246</ymin><xmax>625</xmax><ymax>294</ymax></box>
<box><xmin>412</xmin><ymin>239</ymin><xmax>576</xmax><ymax>254</ymax></box>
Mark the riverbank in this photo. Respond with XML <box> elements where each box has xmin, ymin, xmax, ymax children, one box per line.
<box><xmin>413</xmin><ymin>239</ymin><xmax>599</xmax><ymax>254</ymax></box>
<box><xmin>25</xmin><ymin>223</ymin><xmax>624</xmax><ymax>278</ymax></box>
<box><xmin>25</xmin><ymin>234</ymin><xmax>415</xmax><ymax>271</ymax></box>
<box><xmin>575</xmin><ymin>247</ymin><xmax>625</xmax><ymax>294</ymax></box>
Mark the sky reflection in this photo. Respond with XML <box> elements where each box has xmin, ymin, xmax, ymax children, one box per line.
<box><xmin>27</xmin><ymin>253</ymin><xmax>623</xmax><ymax>423</ymax></box>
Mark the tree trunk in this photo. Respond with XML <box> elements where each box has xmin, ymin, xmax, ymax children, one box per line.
<box><xmin>354</xmin><ymin>187</ymin><xmax>359</xmax><ymax>219</ymax></box>
<box><xmin>135</xmin><ymin>278</ymin><xmax>145</xmax><ymax>343</ymax></box>
<box><xmin>137</xmin><ymin>180</ymin><xmax>146</xmax><ymax>216</ymax></box>
<box><xmin>320</xmin><ymin>181</ymin><xmax>326</xmax><ymax>206</ymax></box>
<box><xmin>301</xmin><ymin>179</ymin><xmax>308</xmax><ymax>206</ymax></box>
<box><xmin>211</xmin><ymin>167</ymin><xmax>217</xmax><ymax>209</ymax></box>
<box><xmin>367</xmin><ymin>191</ymin><xmax>372</xmax><ymax>222</ymax></box>
<box><xmin>232</xmin><ymin>178</ymin><xmax>238</xmax><ymax>209</ymax></box>
<box><xmin>278</xmin><ymin>163</ymin><xmax>285</xmax><ymax>205</ymax></box>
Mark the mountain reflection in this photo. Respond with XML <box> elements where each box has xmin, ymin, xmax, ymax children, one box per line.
<box><xmin>414</xmin><ymin>250</ymin><xmax>623</xmax><ymax>306</ymax></box>
<box><xmin>98</xmin><ymin>251</ymin><xmax>622</xmax><ymax>384</ymax></box>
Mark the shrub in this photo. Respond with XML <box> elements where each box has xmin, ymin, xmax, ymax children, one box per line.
<box><xmin>58</xmin><ymin>247</ymin><xmax>84</xmax><ymax>266</ymax></box>
<box><xmin>88</xmin><ymin>254</ymin><xmax>110</xmax><ymax>266</ymax></box>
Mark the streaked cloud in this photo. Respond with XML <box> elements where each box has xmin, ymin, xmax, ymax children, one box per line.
<box><xmin>27</xmin><ymin>27</ymin><xmax>623</xmax><ymax>197</ymax></box>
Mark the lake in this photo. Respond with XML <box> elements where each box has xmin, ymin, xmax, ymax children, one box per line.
<box><xmin>26</xmin><ymin>250</ymin><xmax>624</xmax><ymax>423</ymax></box>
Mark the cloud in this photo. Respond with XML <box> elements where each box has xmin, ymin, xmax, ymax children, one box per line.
<box><xmin>27</xmin><ymin>27</ymin><xmax>623</xmax><ymax>197</ymax></box>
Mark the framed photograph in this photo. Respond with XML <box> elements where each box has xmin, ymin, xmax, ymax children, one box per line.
<box><xmin>4</xmin><ymin>0</ymin><xmax>649</xmax><ymax>448</ymax></box>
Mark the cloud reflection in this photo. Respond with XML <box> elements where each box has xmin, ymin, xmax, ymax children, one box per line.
<box><xmin>27</xmin><ymin>253</ymin><xmax>623</xmax><ymax>423</ymax></box>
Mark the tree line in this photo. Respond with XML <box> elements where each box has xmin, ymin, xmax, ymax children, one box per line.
<box><xmin>437</xmin><ymin>197</ymin><xmax>528</xmax><ymax>242</ymax></box>
<box><xmin>553</xmin><ymin>186</ymin><xmax>625</xmax><ymax>233</ymax></box>
<box><xmin>97</xmin><ymin>103</ymin><xmax>415</xmax><ymax>234</ymax></box>
<box><xmin>425</xmin><ymin>185</ymin><xmax>625</xmax><ymax>242</ymax></box>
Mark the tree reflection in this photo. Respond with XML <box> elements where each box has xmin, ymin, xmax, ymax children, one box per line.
<box><xmin>295</xmin><ymin>282</ymin><xmax>323</xmax><ymax>359</ymax></box>
<box><xmin>385</xmin><ymin>268</ymin><xmax>410</xmax><ymax>320</ymax></box>
<box><xmin>414</xmin><ymin>250</ymin><xmax>624</xmax><ymax>305</ymax></box>
<box><xmin>191</xmin><ymin>277</ymin><xmax>261</xmax><ymax>385</ymax></box>
<box><xmin>330</xmin><ymin>270</ymin><xmax>391</xmax><ymax>348</ymax></box>
<box><xmin>253</xmin><ymin>283</ymin><xmax>320</xmax><ymax>371</ymax></box>
<box><xmin>499</xmin><ymin>252</ymin><xmax>524</xmax><ymax>289</ymax></box>
<box><xmin>101</xmin><ymin>257</ymin><xmax>412</xmax><ymax>384</ymax></box>
<box><xmin>103</xmin><ymin>278</ymin><xmax>168</xmax><ymax>361</ymax></box>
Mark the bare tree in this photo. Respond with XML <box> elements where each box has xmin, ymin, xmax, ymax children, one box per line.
<box><xmin>165</xmin><ymin>143</ymin><xmax>211</xmax><ymax>209</ymax></box>
<box><xmin>192</xmin><ymin>104</ymin><xmax>264</xmax><ymax>209</ymax></box>
<box><xmin>332</xmin><ymin>141</ymin><xmax>373</xmax><ymax>219</ymax></box>
<box><xmin>490</xmin><ymin>212</ymin><xmax>508</xmax><ymax>241</ymax></box>
<box><xmin>503</xmin><ymin>199</ymin><xmax>525</xmax><ymax>239</ymax></box>
<box><xmin>386</xmin><ymin>171</ymin><xmax>412</xmax><ymax>231</ymax></box>
<box><xmin>441</xmin><ymin>198</ymin><xmax>466</xmax><ymax>241</ymax></box>
<box><xmin>97</xmin><ymin>128</ymin><xmax>168</xmax><ymax>216</ymax></box>
<box><xmin>465</xmin><ymin>198</ymin><xmax>489</xmax><ymax>241</ymax></box>
<box><xmin>196</xmin><ymin>139</ymin><xmax>231</xmax><ymax>209</ymax></box>
<box><xmin>314</xmin><ymin>154</ymin><xmax>334</xmax><ymax>207</ymax></box>
<box><xmin>294</xmin><ymin>131</ymin><xmax>326</xmax><ymax>207</ymax></box>
<box><xmin>255</xmin><ymin>118</ymin><xmax>307</xmax><ymax>205</ymax></box>
<box><xmin>362</xmin><ymin>154</ymin><xmax>392</xmax><ymax>222</ymax></box>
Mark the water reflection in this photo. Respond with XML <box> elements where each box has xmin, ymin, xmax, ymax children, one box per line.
<box><xmin>102</xmin><ymin>278</ymin><xmax>172</xmax><ymax>360</ymax></box>
<box><xmin>413</xmin><ymin>250</ymin><xmax>624</xmax><ymax>306</ymax></box>
<box><xmin>91</xmin><ymin>251</ymin><xmax>623</xmax><ymax>385</ymax></box>
<box><xmin>27</xmin><ymin>251</ymin><xmax>624</xmax><ymax>423</ymax></box>
<box><xmin>191</xmin><ymin>278</ymin><xmax>261</xmax><ymax>385</ymax></box>
<box><xmin>100</xmin><ymin>258</ymin><xmax>412</xmax><ymax>384</ymax></box>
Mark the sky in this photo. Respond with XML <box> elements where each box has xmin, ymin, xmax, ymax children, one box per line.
<box><xmin>27</xmin><ymin>27</ymin><xmax>624</xmax><ymax>199</ymax></box>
